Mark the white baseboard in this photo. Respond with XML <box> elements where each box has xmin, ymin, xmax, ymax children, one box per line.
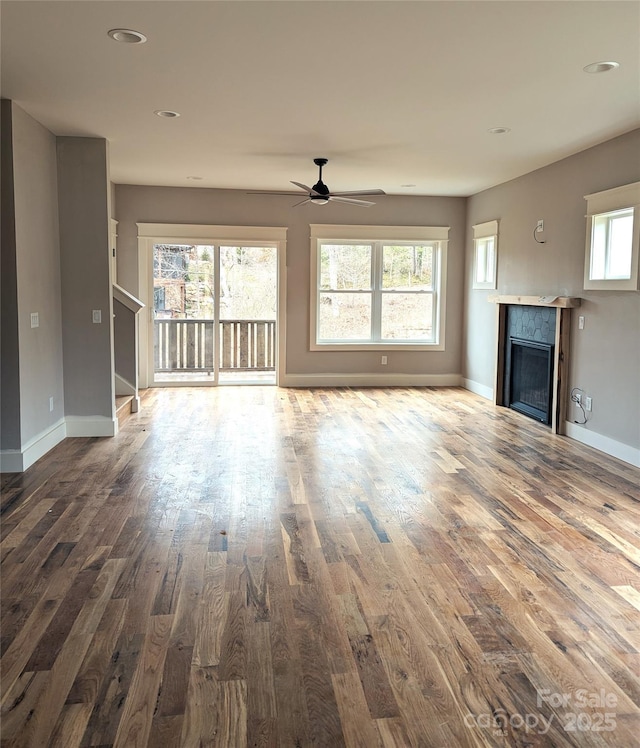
<box><xmin>280</xmin><ymin>373</ymin><xmax>463</xmax><ymax>388</ymax></box>
<box><xmin>1</xmin><ymin>419</ymin><xmax>66</xmax><ymax>473</ymax></box>
<box><xmin>564</xmin><ymin>421</ymin><xmax>640</xmax><ymax>467</ymax></box>
<box><xmin>65</xmin><ymin>416</ymin><xmax>118</xmax><ymax>438</ymax></box>
<box><xmin>462</xmin><ymin>378</ymin><xmax>494</xmax><ymax>400</ymax></box>
<box><xmin>1</xmin><ymin>415</ymin><xmax>118</xmax><ymax>474</ymax></box>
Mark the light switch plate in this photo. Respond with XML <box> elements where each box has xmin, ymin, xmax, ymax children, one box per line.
<box><xmin>30</xmin><ymin>312</ymin><xmax>39</xmax><ymax>328</ymax></box>
<box><xmin>92</xmin><ymin>309</ymin><xmax>102</xmax><ymax>324</ymax></box>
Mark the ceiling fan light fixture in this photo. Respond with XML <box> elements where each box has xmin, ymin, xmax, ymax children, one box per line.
<box><xmin>583</xmin><ymin>61</ymin><xmax>619</xmax><ymax>74</ymax></box>
<box><xmin>108</xmin><ymin>28</ymin><xmax>147</xmax><ymax>44</ymax></box>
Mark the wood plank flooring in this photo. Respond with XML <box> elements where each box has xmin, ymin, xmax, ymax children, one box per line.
<box><xmin>1</xmin><ymin>386</ymin><xmax>639</xmax><ymax>747</ymax></box>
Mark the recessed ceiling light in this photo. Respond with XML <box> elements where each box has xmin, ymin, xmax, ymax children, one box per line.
<box><xmin>108</xmin><ymin>28</ymin><xmax>147</xmax><ymax>44</ymax></box>
<box><xmin>488</xmin><ymin>127</ymin><xmax>511</xmax><ymax>135</ymax></box>
<box><xmin>583</xmin><ymin>61</ymin><xmax>620</xmax><ymax>74</ymax></box>
<box><xmin>401</xmin><ymin>184</ymin><xmax>416</xmax><ymax>188</ymax></box>
<box><xmin>187</xmin><ymin>176</ymin><xmax>203</xmax><ymax>181</ymax></box>
<box><xmin>154</xmin><ymin>110</ymin><xmax>181</xmax><ymax>118</ymax></box>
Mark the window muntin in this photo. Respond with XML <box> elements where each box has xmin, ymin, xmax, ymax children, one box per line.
<box><xmin>313</xmin><ymin>235</ymin><xmax>444</xmax><ymax>346</ymax></box>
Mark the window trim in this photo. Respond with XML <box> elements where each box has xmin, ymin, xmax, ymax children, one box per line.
<box><xmin>472</xmin><ymin>220</ymin><xmax>498</xmax><ymax>290</ymax></box>
<box><xmin>309</xmin><ymin>224</ymin><xmax>449</xmax><ymax>351</ymax></box>
<box><xmin>583</xmin><ymin>182</ymin><xmax>640</xmax><ymax>291</ymax></box>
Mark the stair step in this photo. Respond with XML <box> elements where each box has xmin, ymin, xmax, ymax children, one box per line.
<box><xmin>115</xmin><ymin>395</ymin><xmax>134</xmax><ymax>425</ymax></box>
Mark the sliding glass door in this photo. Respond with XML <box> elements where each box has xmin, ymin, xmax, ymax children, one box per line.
<box><xmin>150</xmin><ymin>242</ymin><xmax>277</xmax><ymax>385</ymax></box>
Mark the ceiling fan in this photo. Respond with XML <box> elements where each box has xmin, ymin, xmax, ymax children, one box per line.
<box><xmin>248</xmin><ymin>157</ymin><xmax>386</xmax><ymax>207</ymax></box>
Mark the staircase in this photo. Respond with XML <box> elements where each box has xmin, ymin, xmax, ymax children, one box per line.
<box><xmin>115</xmin><ymin>395</ymin><xmax>134</xmax><ymax>428</ymax></box>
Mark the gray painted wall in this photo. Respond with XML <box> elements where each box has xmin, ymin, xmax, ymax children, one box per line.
<box><xmin>465</xmin><ymin>128</ymin><xmax>640</xmax><ymax>450</ymax></box>
<box><xmin>1</xmin><ymin>101</ymin><xmax>21</xmax><ymax>450</ymax></box>
<box><xmin>115</xmin><ymin>186</ymin><xmax>467</xmax><ymax>377</ymax></box>
<box><xmin>57</xmin><ymin>137</ymin><xmax>114</xmax><ymax>418</ymax></box>
<box><xmin>2</xmin><ymin>102</ymin><xmax>65</xmax><ymax>448</ymax></box>
<box><xmin>13</xmin><ymin>105</ymin><xmax>65</xmax><ymax>444</ymax></box>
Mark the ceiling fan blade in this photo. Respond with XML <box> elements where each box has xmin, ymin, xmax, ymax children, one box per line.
<box><xmin>290</xmin><ymin>181</ymin><xmax>317</xmax><ymax>194</ymax></box>
<box><xmin>247</xmin><ymin>190</ymin><xmax>301</xmax><ymax>195</ymax></box>
<box><xmin>292</xmin><ymin>198</ymin><xmax>313</xmax><ymax>207</ymax></box>
<box><xmin>328</xmin><ymin>196</ymin><xmax>375</xmax><ymax>207</ymax></box>
<box><xmin>328</xmin><ymin>189</ymin><xmax>386</xmax><ymax>197</ymax></box>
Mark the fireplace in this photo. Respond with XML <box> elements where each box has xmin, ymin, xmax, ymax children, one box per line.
<box><xmin>489</xmin><ymin>294</ymin><xmax>581</xmax><ymax>435</ymax></box>
<box><xmin>508</xmin><ymin>339</ymin><xmax>554</xmax><ymax>424</ymax></box>
<box><xmin>502</xmin><ymin>303</ymin><xmax>557</xmax><ymax>426</ymax></box>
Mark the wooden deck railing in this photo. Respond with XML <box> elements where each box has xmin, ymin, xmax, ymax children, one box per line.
<box><xmin>154</xmin><ymin>319</ymin><xmax>276</xmax><ymax>372</ymax></box>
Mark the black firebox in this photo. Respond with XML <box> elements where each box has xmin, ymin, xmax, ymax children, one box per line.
<box><xmin>502</xmin><ymin>304</ymin><xmax>557</xmax><ymax>426</ymax></box>
<box><xmin>508</xmin><ymin>339</ymin><xmax>554</xmax><ymax>424</ymax></box>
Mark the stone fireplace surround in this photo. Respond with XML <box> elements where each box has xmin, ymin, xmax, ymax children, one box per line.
<box><xmin>489</xmin><ymin>295</ymin><xmax>581</xmax><ymax>434</ymax></box>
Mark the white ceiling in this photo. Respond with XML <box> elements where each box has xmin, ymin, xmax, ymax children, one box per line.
<box><xmin>2</xmin><ymin>1</ymin><xmax>639</xmax><ymax>197</ymax></box>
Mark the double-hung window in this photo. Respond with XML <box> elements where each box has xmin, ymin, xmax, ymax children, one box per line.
<box><xmin>584</xmin><ymin>182</ymin><xmax>640</xmax><ymax>291</ymax></box>
<box><xmin>310</xmin><ymin>224</ymin><xmax>449</xmax><ymax>350</ymax></box>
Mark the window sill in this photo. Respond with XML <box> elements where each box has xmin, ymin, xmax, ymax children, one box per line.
<box><xmin>310</xmin><ymin>341</ymin><xmax>445</xmax><ymax>352</ymax></box>
<box><xmin>583</xmin><ymin>278</ymin><xmax>639</xmax><ymax>291</ymax></box>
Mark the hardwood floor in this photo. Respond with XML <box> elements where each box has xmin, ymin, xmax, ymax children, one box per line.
<box><xmin>1</xmin><ymin>386</ymin><xmax>639</xmax><ymax>747</ymax></box>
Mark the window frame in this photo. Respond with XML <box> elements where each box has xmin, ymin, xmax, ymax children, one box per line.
<box><xmin>583</xmin><ymin>182</ymin><xmax>640</xmax><ymax>291</ymax></box>
<box><xmin>472</xmin><ymin>220</ymin><xmax>498</xmax><ymax>290</ymax></box>
<box><xmin>309</xmin><ymin>224</ymin><xmax>449</xmax><ymax>351</ymax></box>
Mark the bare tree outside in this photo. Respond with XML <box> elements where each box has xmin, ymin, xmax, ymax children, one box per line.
<box><xmin>153</xmin><ymin>244</ymin><xmax>276</xmax><ymax>321</ymax></box>
<box><xmin>220</xmin><ymin>246</ymin><xmax>277</xmax><ymax>320</ymax></box>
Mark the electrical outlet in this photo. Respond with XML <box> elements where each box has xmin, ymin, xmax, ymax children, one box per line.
<box><xmin>585</xmin><ymin>396</ymin><xmax>592</xmax><ymax>412</ymax></box>
<box><xmin>92</xmin><ymin>309</ymin><xmax>102</xmax><ymax>324</ymax></box>
<box><xmin>574</xmin><ymin>393</ymin><xmax>582</xmax><ymax>406</ymax></box>
<box><xmin>536</xmin><ymin>220</ymin><xmax>544</xmax><ymax>233</ymax></box>
<box><xmin>578</xmin><ymin>315</ymin><xmax>585</xmax><ymax>330</ymax></box>
<box><xmin>381</xmin><ymin>355</ymin><xmax>388</xmax><ymax>365</ymax></box>
<box><xmin>49</xmin><ymin>397</ymin><xmax>54</xmax><ymax>412</ymax></box>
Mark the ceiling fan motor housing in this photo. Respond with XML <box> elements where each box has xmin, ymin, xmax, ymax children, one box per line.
<box><xmin>312</xmin><ymin>158</ymin><xmax>330</xmax><ymax>195</ymax></box>
<box><xmin>312</xmin><ymin>180</ymin><xmax>330</xmax><ymax>196</ymax></box>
